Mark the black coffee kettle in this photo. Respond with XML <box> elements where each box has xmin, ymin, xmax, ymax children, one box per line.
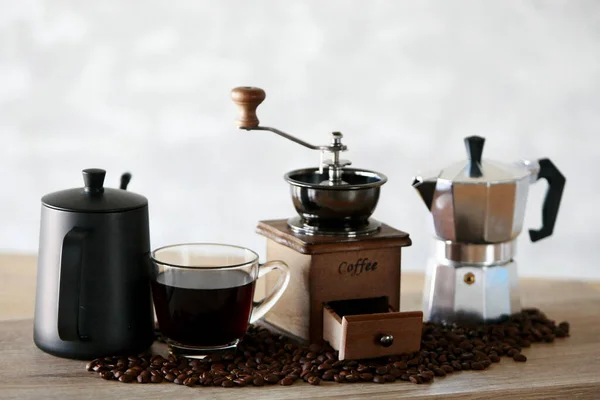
<box><xmin>33</xmin><ymin>168</ymin><xmax>154</xmax><ymax>360</ymax></box>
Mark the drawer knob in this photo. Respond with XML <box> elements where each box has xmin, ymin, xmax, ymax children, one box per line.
<box><xmin>379</xmin><ymin>334</ymin><xmax>394</xmax><ymax>347</ymax></box>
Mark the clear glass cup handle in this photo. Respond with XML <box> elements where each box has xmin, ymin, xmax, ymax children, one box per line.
<box><xmin>250</xmin><ymin>260</ymin><xmax>291</xmax><ymax>324</ymax></box>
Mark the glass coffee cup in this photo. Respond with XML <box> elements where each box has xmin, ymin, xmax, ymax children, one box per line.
<box><xmin>150</xmin><ymin>243</ymin><xmax>290</xmax><ymax>357</ymax></box>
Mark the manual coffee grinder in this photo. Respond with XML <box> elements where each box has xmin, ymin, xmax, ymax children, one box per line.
<box><xmin>412</xmin><ymin>136</ymin><xmax>566</xmax><ymax>324</ymax></box>
<box><xmin>231</xmin><ymin>87</ymin><xmax>422</xmax><ymax>360</ymax></box>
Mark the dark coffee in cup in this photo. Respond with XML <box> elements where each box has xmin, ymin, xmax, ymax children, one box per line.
<box><xmin>152</xmin><ymin>270</ymin><xmax>255</xmax><ymax>347</ymax></box>
<box><xmin>150</xmin><ymin>243</ymin><xmax>290</xmax><ymax>357</ymax></box>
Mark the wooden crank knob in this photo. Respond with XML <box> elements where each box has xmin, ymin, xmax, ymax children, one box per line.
<box><xmin>231</xmin><ymin>86</ymin><xmax>266</xmax><ymax>129</ymax></box>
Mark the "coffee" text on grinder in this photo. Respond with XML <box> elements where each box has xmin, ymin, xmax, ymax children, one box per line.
<box><xmin>338</xmin><ymin>258</ymin><xmax>378</xmax><ymax>276</ymax></box>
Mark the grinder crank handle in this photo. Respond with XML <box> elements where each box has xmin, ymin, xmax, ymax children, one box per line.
<box><xmin>529</xmin><ymin>158</ymin><xmax>566</xmax><ymax>242</ymax></box>
<box><xmin>231</xmin><ymin>86</ymin><xmax>266</xmax><ymax>129</ymax></box>
<box><xmin>230</xmin><ymin>86</ymin><xmax>337</xmax><ymax>151</ymax></box>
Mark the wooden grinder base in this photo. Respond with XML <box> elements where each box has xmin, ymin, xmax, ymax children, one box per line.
<box><xmin>256</xmin><ymin>219</ymin><xmax>422</xmax><ymax>359</ymax></box>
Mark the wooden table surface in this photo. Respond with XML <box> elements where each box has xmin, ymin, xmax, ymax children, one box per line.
<box><xmin>1</xmin><ymin>253</ymin><xmax>600</xmax><ymax>400</ymax></box>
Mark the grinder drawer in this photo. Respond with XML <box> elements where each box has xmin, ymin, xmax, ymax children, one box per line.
<box><xmin>322</xmin><ymin>297</ymin><xmax>423</xmax><ymax>360</ymax></box>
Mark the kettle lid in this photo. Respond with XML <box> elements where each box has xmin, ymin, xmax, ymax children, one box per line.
<box><xmin>42</xmin><ymin>169</ymin><xmax>148</xmax><ymax>213</ymax></box>
<box><xmin>439</xmin><ymin>136</ymin><xmax>529</xmax><ymax>183</ymax></box>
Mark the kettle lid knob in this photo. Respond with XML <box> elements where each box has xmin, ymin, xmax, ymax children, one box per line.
<box><xmin>82</xmin><ymin>169</ymin><xmax>105</xmax><ymax>194</ymax></box>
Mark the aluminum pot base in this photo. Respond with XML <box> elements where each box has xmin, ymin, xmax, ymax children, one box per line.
<box><xmin>423</xmin><ymin>259</ymin><xmax>521</xmax><ymax>325</ymax></box>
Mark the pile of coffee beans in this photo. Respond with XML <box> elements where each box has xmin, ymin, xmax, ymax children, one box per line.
<box><xmin>86</xmin><ymin>308</ymin><xmax>569</xmax><ymax>387</ymax></box>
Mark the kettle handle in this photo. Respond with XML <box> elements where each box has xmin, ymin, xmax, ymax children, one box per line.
<box><xmin>57</xmin><ymin>227</ymin><xmax>88</xmax><ymax>342</ymax></box>
<box><xmin>529</xmin><ymin>158</ymin><xmax>566</xmax><ymax>242</ymax></box>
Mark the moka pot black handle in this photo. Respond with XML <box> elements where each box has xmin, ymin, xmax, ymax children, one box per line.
<box><xmin>529</xmin><ymin>158</ymin><xmax>566</xmax><ymax>242</ymax></box>
<box><xmin>57</xmin><ymin>227</ymin><xmax>89</xmax><ymax>341</ymax></box>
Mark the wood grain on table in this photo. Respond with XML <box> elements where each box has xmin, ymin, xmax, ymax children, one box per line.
<box><xmin>1</xmin><ymin>253</ymin><xmax>600</xmax><ymax>400</ymax></box>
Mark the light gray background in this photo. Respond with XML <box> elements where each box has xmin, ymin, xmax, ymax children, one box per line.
<box><xmin>1</xmin><ymin>1</ymin><xmax>598</xmax><ymax>279</ymax></box>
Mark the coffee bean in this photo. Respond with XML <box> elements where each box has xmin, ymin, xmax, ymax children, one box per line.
<box><xmin>221</xmin><ymin>379</ymin><xmax>234</xmax><ymax>388</ymax></box>
<box><xmin>212</xmin><ymin>376</ymin><xmax>225</xmax><ymax>386</ymax></box>
<box><xmin>513</xmin><ymin>353</ymin><xmax>527</xmax><ymax>362</ymax></box>
<box><xmin>407</xmin><ymin>357</ymin><xmax>419</xmax><ymax>366</ymax></box>
<box><xmin>420</xmin><ymin>370</ymin><xmax>434</xmax><ymax>380</ymax></box>
<box><xmin>471</xmin><ymin>362</ymin><xmax>484</xmax><ymax>370</ymax></box>
<box><xmin>233</xmin><ymin>378</ymin><xmax>247</xmax><ymax>387</ymax></box>
<box><xmin>264</xmin><ymin>373</ymin><xmax>279</xmax><ymax>384</ymax></box>
<box><xmin>333</xmin><ymin>374</ymin><xmax>344</xmax><ymax>383</ymax></box>
<box><xmin>137</xmin><ymin>375</ymin><xmax>149</xmax><ymax>383</ymax></box>
<box><xmin>373</xmin><ymin>375</ymin><xmax>385</xmax><ymax>383</ymax></box>
<box><xmin>383</xmin><ymin>374</ymin><xmax>395</xmax><ymax>382</ymax></box>
<box><xmin>280</xmin><ymin>377</ymin><xmax>294</xmax><ymax>386</ymax></box>
<box><xmin>150</xmin><ymin>374</ymin><xmax>163</xmax><ymax>383</ymax></box>
<box><xmin>355</xmin><ymin>364</ymin><xmax>367</xmax><ymax>373</ymax></box>
<box><xmin>393</xmin><ymin>361</ymin><xmax>408</xmax><ymax>369</ymax></box>
<box><xmin>358</xmin><ymin>372</ymin><xmax>373</xmax><ymax>381</ymax></box>
<box><xmin>183</xmin><ymin>377</ymin><xmax>198</xmax><ymax>387</ymax></box>
<box><xmin>164</xmin><ymin>373</ymin><xmax>175</xmax><ymax>382</ymax></box>
<box><xmin>409</xmin><ymin>375</ymin><xmax>422</xmax><ymax>384</ymax></box>
<box><xmin>317</xmin><ymin>363</ymin><xmax>331</xmax><ymax>372</ymax></box>
<box><xmin>308</xmin><ymin>376</ymin><xmax>321</xmax><ymax>385</ymax></box>
<box><xmin>86</xmin><ymin>361</ymin><xmax>97</xmax><ymax>372</ymax></box>
<box><xmin>441</xmin><ymin>365</ymin><xmax>454</xmax><ymax>374</ymax></box>
<box><xmin>119</xmin><ymin>374</ymin><xmax>133</xmax><ymax>383</ymax></box>
<box><xmin>519</xmin><ymin>339</ymin><xmax>531</xmax><ymax>348</ymax></box>
<box><xmin>507</xmin><ymin>349</ymin><xmax>519</xmax><ymax>357</ymax></box>
<box><xmin>252</xmin><ymin>376</ymin><xmax>265</xmax><ymax>386</ymax></box>
<box><xmin>418</xmin><ymin>373</ymin><xmax>432</xmax><ymax>383</ymax></box>
<box><xmin>322</xmin><ymin>371</ymin><xmax>334</xmax><ymax>381</ymax></box>
<box><xmin>375</xmin><ymin>366</ymin><xmax>388</xmax><ymax>375</ymax></box>
<box><xmin>99</xmin><ymin>371</ymin><xmax>113</xmax><ymax>380</ymax></box>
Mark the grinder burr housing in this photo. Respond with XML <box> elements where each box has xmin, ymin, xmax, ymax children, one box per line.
<box><xmin>231</xmin><ymin>87</ymin><xmax>423</xmax><ymax>360</ymax></box>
